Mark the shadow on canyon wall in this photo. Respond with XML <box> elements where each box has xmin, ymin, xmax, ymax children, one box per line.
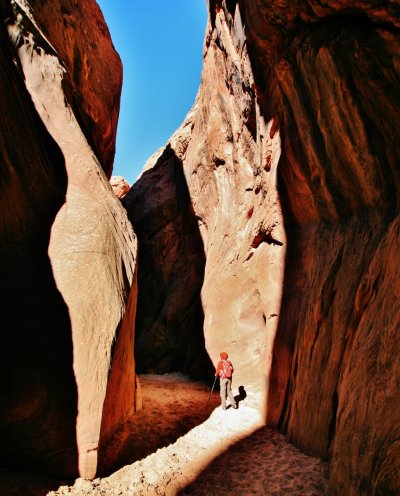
<box><xmin>123</xmin><ymin>144</ymin><xmax>214</xmax><ymax>381</ymax></box>
<box><xmin>117</xmin><ymin>6</ymin><xmax>399</xmax><ymax>494</ymax></box>
<box><xmin>0</xmin><ymin>5</ymin><xmax>78</xmax><ymax>482</ymax></box>
<box><xmin>268</xmin><ymin>8</ymin><xmax>399</xmax><ymax>426</ymax></box>
<box><xmin>265</xmin><ymin>10</ymin><xmax>399</xmax><ymax>494</ymax></box>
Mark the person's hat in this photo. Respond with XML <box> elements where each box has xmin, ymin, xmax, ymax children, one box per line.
<box><xmin>220</xmin><ymin>352</ymin><xmax>228</xmax><ymax>359</ymax></box>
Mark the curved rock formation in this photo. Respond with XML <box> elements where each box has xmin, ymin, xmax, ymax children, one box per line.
<box><xmin>125</xmin><ymin>1</ymin><xmax>399</xmax><ymax>494</ymax></box>
<box><xmin>28</xmin><ymin>0</ymin><xmax>122</xmax><ymax>177</ymax></box>
<box><xmin>124</xmin><ymin>0</ymin><xmax>285</xmax><ymax>411</ymax></box>
<box><xmin>110</xmin><ymin>175</ymin><xmax>131</xmax><ymax>199</ymax></box>
<box><xmin>0</xmin><ymin>0</ymin><xmax>137</xmax><ymax>479</ymax></box>
<box><xmin>123</xmin><ymin>144</ymin><xmax>212</xmax><ymax>379</ymax></box>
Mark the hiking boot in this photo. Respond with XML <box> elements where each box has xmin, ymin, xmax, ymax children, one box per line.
<box><xmin>222</xmin><ymin>406</ymin><xmax>227</xmax><ymax>410</ymax></box>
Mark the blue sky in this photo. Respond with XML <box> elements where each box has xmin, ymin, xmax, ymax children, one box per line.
<box><xmin>96</xmin><ymin>0</ymin><xmax>208</xmax><ymax>184</ymax></box>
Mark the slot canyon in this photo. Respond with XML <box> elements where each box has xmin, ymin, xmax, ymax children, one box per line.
<box><xmin>0</xmin><ymin>0</ymin><xmax>399</xmax><ymax>495</ymax></box>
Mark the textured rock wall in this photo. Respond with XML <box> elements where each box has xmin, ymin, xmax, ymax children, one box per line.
<box><xmin>125</xmin><ymin>1</ymin><xmax>399</xmax><ymax>494</ymax></box>
<box><xmin>123</xmin><ymin>143</ymin><xmax>213</xmax><ymax>379</ymax></box>
<box><xmin>124</xmin><ymin>3</ymin><xmax>286</xmax><ymax>408</ymax></box>
<box><xmin>29</xmin><ymin>0</ymin><xmax>122</xmax><ymax>177</ymax></box>
<box><xmin>241</xmin><ymin>3</ymin><xmax>400</xmax><ymax>495</ymax></box>
<box><xmin>0</xmin><ymin>0</ymin><xmax>138</xmax><ymax>479</ymax></box>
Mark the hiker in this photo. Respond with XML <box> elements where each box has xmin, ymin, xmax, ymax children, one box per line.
<box><xmin>215</xmin><ymin>352</ymin><xmax>238</xmax><ymax>410</ymax></box>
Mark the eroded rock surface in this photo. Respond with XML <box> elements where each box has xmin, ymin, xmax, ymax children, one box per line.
<box><xmin>110</xmin><ymin>176</ymin><xmax>131</xmax><ymax>199</ymax></box>
<box><xmin>0</xmin><ymin>0</ymin><xmax>138</xmax><ymax>479</ymax></box>
<box><xmin>124</xmin><ymin>1</ymin><xmax>399</xmax><ymax>494</ymax></box>
<box><xmin>123</xmin><ymin>145</ymin><xmax>213</xmax><ymax>379</ymax></box>
<box><xmin>28</xmin><ymin>0</ymin><xmax>122</xmax><ymax>177</ymax></box>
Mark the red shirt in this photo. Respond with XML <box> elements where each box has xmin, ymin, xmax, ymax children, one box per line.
<box><xmin>215</xmin><ymin>359</ymin><xmax>233</xmax><ymax>378</ymax></box>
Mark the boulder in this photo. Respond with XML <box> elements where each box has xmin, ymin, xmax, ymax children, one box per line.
<box><xmin>110</xmin><ymin>176</ymin><xmax>131</xmax><ymax>199</ymax></box>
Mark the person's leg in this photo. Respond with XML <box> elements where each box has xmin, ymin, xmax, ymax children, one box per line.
<box><xmin>227</xmin><ymin>379</ymin><xmax>237</xmax><ymax>408</ymax></box>
<box><xmin>220</xmin><ymin>378</ymin><xmax>228</xmax><ymax>409</ymax></box>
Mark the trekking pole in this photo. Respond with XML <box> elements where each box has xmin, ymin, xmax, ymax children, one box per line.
<box><xmin>206</xmin><ymin>376</ymin><xmax>218</xmax><ymax>411</ymax></box>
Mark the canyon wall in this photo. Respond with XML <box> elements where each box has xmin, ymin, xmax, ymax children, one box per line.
<box><xmin>125</xmin><ymin>1</ymin><xmax>399</xmax><ymax>494</ymax></box>
<box><xmin>123</xmin><ymin>144</ymin><xmax>214</xmax><ymax>379</ymax></box>
<box><xmin>123</xmin><ymin>21</ymin><xmax>285</xmax><ymax>392</ymax></box>
<box><xmin>0</xmin><ymin>0</ymin><xmax>138</xmax><ymax>479</ymax></box>
<box><xmin>25</xmin><ymin>0</ymin><xmax>121</xmax><ymax>177</ymax></box>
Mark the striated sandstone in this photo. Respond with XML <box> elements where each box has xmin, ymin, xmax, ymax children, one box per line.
<box><xmin>123</xmin><ymin>144</ymin><xmax>213</xmax><ymax>379</ymax></box>
<box><xmin>125</xmin><ymin>1</ymin><xmax>399</xmax><ymax>494</ymax></box>
<box><xmin>0</xmin><ymin>0</ymin><xmax>137</xmax><ymax>479</ymax></box>
<box><xmin>28</xmin><ymin>0</ymin><xmax>122</xmax><ymax>177</ymax></box>
<box><xmin>124</xmin><ymin>3</ymin><xmax>286</xmax><ymax>409</ymax></box>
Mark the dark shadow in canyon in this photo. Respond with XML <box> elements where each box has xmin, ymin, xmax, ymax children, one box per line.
<box><xmin>234</xmin><ymin>386</ymin><xmax>247</xmax><ymax>406</ymax></box>
<box><xmin>265</xmin><ymin>8</ymin><xmax>400</xmax><ymax>466</ymax></box>
<box><xmin>98</xmin><ymin>145</ymin><xmax>216</xmax><ymax>475</ymax></box>
<box><xmin>0</xmin><ymin>4</ymin><xmax>78</xmax><ymax>485</ymax></box>
<box><xmin>265</xmin><ymin>168</ymin><xmax>301</xmax><ymax>433</ymax></box>
<box><xmin>179</xmin><ymin>425</ymin><xmax>331</xmax><ymax>495</ymax></box>
<box><xmin>98</xmin><ymin>375</ymin><xmax>221</xmax><ymax>477</ymax></box>
<box><xmin>123</xmin><ymin>144</ymin><xmax>214</xmax><ymax>381</ymax></box>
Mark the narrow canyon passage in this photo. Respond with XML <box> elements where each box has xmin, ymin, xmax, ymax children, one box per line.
<box><xmin>1</xmin><ymin>375</ymin><xmax>332</xmax><ymax>495</ymax></box>
<box><xmin>1</xmin><ymin>1</ymin><xmax>398</xmax><ymax>494</ymax></box>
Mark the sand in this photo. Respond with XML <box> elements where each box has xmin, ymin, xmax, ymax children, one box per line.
<box><xmin>0</xmin><ymin>374</ymin><xmax>332</xmax><ymax>495</ymax></box>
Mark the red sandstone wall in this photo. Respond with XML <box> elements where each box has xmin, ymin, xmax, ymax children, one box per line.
<box><xmin>125</xmin><ymin>1</ymin><xmax>399</xmax><ymax>494</ymax></box>
<box><xmin>0</xmin><ymin>0</ymin><xmax>137</xmax><ymax>478</ymax></box>
<box><xmin>213</xmin><ymin>2</ymin><xmax>400</xmax><ymax>494</ymax></box>
<box><xmin>30</xmin><ymin>0</ymin><xmax>122</xmax><ymax>177</ymax></box>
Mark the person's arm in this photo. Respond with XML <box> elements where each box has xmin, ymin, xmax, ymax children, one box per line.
<box><xmin>215</xmin><ymin>361</ymin><xmax>222</xmax><ymax>377</ymax></box>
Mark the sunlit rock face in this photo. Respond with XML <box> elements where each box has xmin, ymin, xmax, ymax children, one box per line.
<box><xmin>0</xmin><ymin>0</ymin><xmax>138</xmax><ymax>479</ymax></box>
<box><xmin>28</xmin><ymin>0</ymin><xmax>122</xmax><ymax>177</ymax></box>
<box><xmin>126</xmin><ymin>0</ymin><xmax>399</xmax><ymax>494</ymax></box>
<box><xmin>110</xmin><ymin>175</ymin><xmax>131</xmax><ymax>199</ymax></box>
<box><xmin>124</xmin><ymin>5</ymin><xmax>286</xmax><ymax>405</ymax></box>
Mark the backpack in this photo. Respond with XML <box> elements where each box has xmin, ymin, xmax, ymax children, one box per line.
<box><xmin>220</xmin><ymin>359</ymin><xmax>233</xmax><ymax>379</ymax></box>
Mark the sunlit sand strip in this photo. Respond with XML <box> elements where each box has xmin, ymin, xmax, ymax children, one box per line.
<box><xmin>47</xmin><ymin>374</ymin><xmax>332</xmax><ymax>496</ymax></box>
<box><xmin>52</xmin><ymin>406</ymin><xmax>262</xmax><ymax>496</ymax></box>
<box><xmin>101</xmin><ymin>406</ymin><xmax>262</xmax><ymax>495</ymax></box>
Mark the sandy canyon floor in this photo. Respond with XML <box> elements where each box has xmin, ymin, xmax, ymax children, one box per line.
<box><xmin>1</xmin><ymin>374</ymin><xmax>332</xmax><ymax>495</ymax></box>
